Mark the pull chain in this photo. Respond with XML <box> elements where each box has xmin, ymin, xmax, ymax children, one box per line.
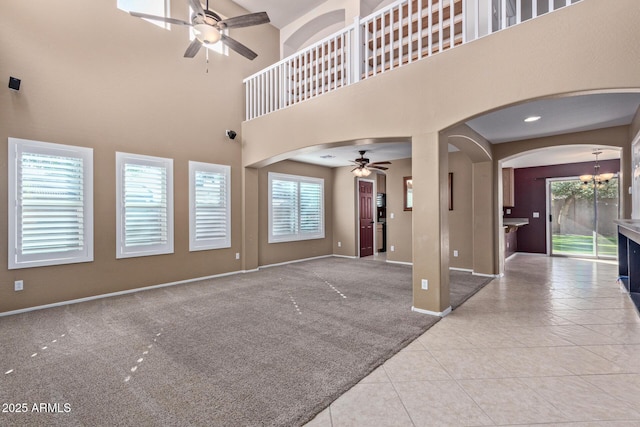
<box><xmin>206</xmin><ymin>48</ymin><xmax>209</xmax><ymax>74</ymax></box>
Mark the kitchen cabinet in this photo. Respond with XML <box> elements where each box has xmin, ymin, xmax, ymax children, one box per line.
<box><xmin>502</xmin><ymin>167</ymin><xmax>515</xmax><ymax>208</ymax></box>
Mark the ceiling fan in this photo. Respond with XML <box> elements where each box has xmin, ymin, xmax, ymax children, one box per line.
<box><xmin>129</xmin><ymin>0</ymin><xmax>270</xmax><ymax>60</ymax></box>
<box><xmin>350</xmin><ymin>150</ymin><xmax>391</xmax><ymax>177</ymax></box>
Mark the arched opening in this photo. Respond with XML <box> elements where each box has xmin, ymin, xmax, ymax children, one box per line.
<box><xmin>282</xmin><ymin>9</ymin><xmax>346</xmax><ymax>57</ymax></box>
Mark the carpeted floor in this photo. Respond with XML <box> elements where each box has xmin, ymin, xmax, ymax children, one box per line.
<box><xmin>0</xmin><ymin>257</ymin><xmax>491</xmax><ymax>426</ymax></box>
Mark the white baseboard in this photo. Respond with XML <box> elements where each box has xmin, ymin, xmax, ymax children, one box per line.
<box><xmin>332</xmin><ymin>254</ymin><xmax>358</xmax><ymax>259</ymax></box>
<box><xmin>472</xmin><ymin>272</ymin><xmax>502</xmax><ymax>278</ymax></box>
<box><xmin>449</xmin><ymin>267</ymin><xmax>473</xmax><ymax>273</ymax></box>
<box><xmin>258</xmin><ymin>254</ymin><xmax>333</xmax><ymax>269</ymax></box>
<box><xmin>412</xmin><ymin>306</ymin><xmax>452</xmax><ymax>317</ymax></box>
<box><xmin>0</xmin><ymin>269</ymin><xmax>247</xmax><ymax>318</ymax></box>
<box><xmin>386</xmin><ymin>260</ymin><xmax>413</xmax><ymax>266</ymax></box>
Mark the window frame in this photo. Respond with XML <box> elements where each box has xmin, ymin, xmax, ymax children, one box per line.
<box><xmin>117</xmin><ymin>0</ymin><xmax>171</xmax><ymax>30</ymax></box>
<box><xmin>8</xmin><ymin>137</ymin><xmax>94</xmax><ymax>269</ymax></box>
<box><xmin>116</xmin><ymin>152</ymin><xmax>174</xmax><ymax>259</ymax></box>
<box><xmin>268</xmin><ymin>172</ymin><xmax>325</xmax><ymax>244</ymax></box>
<box><xmin>189</xmin><ymin>161</ymin><xmax>231</xmax><ymax>251</ymax></box>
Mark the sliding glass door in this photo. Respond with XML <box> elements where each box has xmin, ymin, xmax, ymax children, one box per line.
<box><xmin>548</xmin><ymin>177</ymin><xmax>618</xmax><ymax>258</ymax></box>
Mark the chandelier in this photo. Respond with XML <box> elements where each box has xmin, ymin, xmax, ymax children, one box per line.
<box><xmin>579</xmin><ymin>150</ymin><xmax>614</xmax><ymax>187</ymax></box>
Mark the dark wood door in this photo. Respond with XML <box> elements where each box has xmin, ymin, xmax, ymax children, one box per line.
<box><xmin>359</xmin><ymin>180</ymin><xmax>374</xmax><ymax>257</ymax></box>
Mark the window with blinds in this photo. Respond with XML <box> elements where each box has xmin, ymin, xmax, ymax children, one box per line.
<box><xmin>8</xmin><ymin>138</ymin><xmax>94</xmax><ymax>269</ymax></box>
<box><xmin>189</xmin><ymin>162</ymin><xmax>231</xmax><ymax>251</ymax></box>
<box><xmin>268</xmin><ymin>172</ymin><xmax>324</xmax><ymax>243</ymax></box>
<box><xmin>116</xmin><ymin>152</ymin><xmax>174</xmax><ymax>258</ymax></box>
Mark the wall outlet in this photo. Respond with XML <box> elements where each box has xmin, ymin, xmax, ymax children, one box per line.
<box><xmin>390</xmin><ymin>245</ymin><xmax>395</xmax><ymax>252</ymax></box>
<box><xmin>14</xmin><ymin>280</ymin><xmax>23</xmax><ymax>291</ymax></box>
<box><xmin>338</xmin><ymin>241</ymin><xmax>342</xmax><ymax>247</ymax></box>
<box><xmin>421</xmin><ymin>279</ymin><xmax>428</xmax><ymax>290</ymax></box>
<box><xmin>506</xmin><ymin>208</ymin><xmax>511</xmax><ymax>214</ymax></box>
<box><xmin>533</xmin><ymin>212</ymin><xmax>540</xmax><ymax>218</ymax></box>
<box><xmin>453</xmin><ymin>250</ymin><xmax>459</xmax><ymax>257</ymax></box>
<box><xmin>390</xmin><ymin>213</ymin><xmax>395</xmax><ymax>219</ymax></box>
<box><xmin>235</xmin><ymin>253</ymin><xmax>240</xmax><ymax>260</ymax></box>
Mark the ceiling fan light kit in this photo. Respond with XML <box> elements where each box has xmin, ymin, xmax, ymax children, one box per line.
<box><xmin>350</xmin><ymin>150</ymin><xmax>391</xmax><ymax>177</ymax></box>
<box><xmin>129</xmin><ymin>0</ymin><xmax>269</xmax><ymax>60</ymax></box>
<box><xmin>193</xmin><ymin>23</ymin><xmax>221</xmax><ymax>44</ymax></box>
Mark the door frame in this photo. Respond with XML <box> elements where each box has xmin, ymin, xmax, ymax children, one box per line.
<box><xmin>545</xmin><ymin>175</ymin><xmax>619</xmax><ymax>259</ymax></box>
<box><xmin>356</xmin><ymin>177</ymin><xmax>376</xmax><ymax>258</ymax></box>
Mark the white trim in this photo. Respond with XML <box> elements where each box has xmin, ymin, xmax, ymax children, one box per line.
<box><xmin>505</xmin><ymin>251</ymin><xmax>518</xmax><ymax>261</ymax></box>
<box><xmin>0</xmin><ymin>269</ymin><xmax>246</xmax><ymax>318</ymax></box>
<box><xmin>268</xmin><ymin>172</ymin><xmax>325</xmax><ymax>243</ymax></box>
<box><xmin>386</xmin><ymin>260</ymin><xmax>413</xmax><ymax>266</ymax></box>
<box><xmin>449</xmin><ymin>267</ymin><xmax>473</xmax><ymax>273</ymax></box>
<box><xmin>412</xmin><ymin>306</ymin><xmax>452</xmax><ymax>317</ymax></box>
<box><xmin>116</xmin><ymin>152</ymin><xmax>174</xmax><ymax>259</ymax></box>
<box><xmin>8</xmin><ymin>137</ymin><xmax>94</xmax><ymax>269</ymax></box>
<box><xmin>188</xmin><ymin>161</ymin><xmax>231</xmax><ymax>251</ymax></box>
<box><xmin>472</xmin><ymin>272</ymin><xmax>502</xmax><ymax>278</ymax></box>
<box><xmin>258</xmin><ymin>254</ymin><xmax>333</xmax><ymax>269</ymax></box>
<box><xmin>332</xmin><ymin>254</ymin><xmax>358</xmax><ymax>259</ymax></box>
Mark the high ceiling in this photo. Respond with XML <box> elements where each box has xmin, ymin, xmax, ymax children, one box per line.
<box><xmin>230</xmin><ymin>1</ymin><xmax>640</xmax><ymax>170</ymax></box>
<box><xmin>232</xmin><ymin>0</ymin><xmax>328</xmax><ymax>29</ymax></box>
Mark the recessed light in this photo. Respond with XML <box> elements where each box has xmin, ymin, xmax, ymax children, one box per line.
<box><xmin>320</xmin><ymin>154</ymin><xmax>336</xmax><ymax>159</ymax></box>
<box><xmin>524</xmin><ymin>115</ymin><xmax>541</xmax><ymax>123</ymax></box>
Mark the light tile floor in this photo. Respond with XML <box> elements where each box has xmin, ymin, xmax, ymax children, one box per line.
<box><xmin>306</xmin><ymin>254</ymin><xmax>640</xmax><ymax>426</ymax></box>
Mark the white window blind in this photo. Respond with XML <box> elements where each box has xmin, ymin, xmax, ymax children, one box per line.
<box><xmin>8</xmin><ymin>138</ymin><xmax>94</xmax><ymax>269</ymax></box>
<box><xmin>189</xmin><ymin>162</ymin><xmax>231</xmax><ymax>251</ymax></box>
<box><xmin>116</xmin><ymin>153</ymin><xmax>173</xmax><ymax>258</ymax></box>
<box><xmin>268</xmin><ymin>172</ymin><xmax>324</xmax><ymax>243</ymax></box>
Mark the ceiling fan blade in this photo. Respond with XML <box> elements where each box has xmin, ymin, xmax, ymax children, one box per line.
<box><xmin>220</xmin><ymin>35</ymin><xmax>258</xmax><ymax>60</ymax></box>
<box><xmin>369</xmin><ymin>161</ymin><xmax>391</xmax><ymax>166</ymax></box>
<box><xmin>218</xmin><ymin>12</ymin><xmax>270</xmax><ymax>29</ymax></box>
<box><xmin>129</xmin><ymin>11</ymin><xmax>191</xmax><ymax>26</ymax></box>
<box><xmin>370</xmin><ymin>166</ymin><xmax>389</xmax><ymax>171</ymax></box>
<box><xmin>189</xmin><ymin>0</ymin><xmax>205</xmax><ymax>16</ymax></box>
<box><xmin>184</xmin><ymin>38</ymin><xmax>202</xmax><ymax>58</ymax></box>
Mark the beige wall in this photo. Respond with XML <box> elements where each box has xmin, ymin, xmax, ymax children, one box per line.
<box><xmin>242</xmin><ymin>1</ymin><xmax>640</xmax><ymax>168</ymax></box>
<box><xmin>332</xmin><ymin>167</ymin><xmax>358</xmax><ymax>257</ymax></box>
<box><xmin>242</xmin><ymin>0</ymin><xmax>640</xmax><ymax>312</ymax></box>
<box><xmin>385</xmin><ymin>158</ymin><xmax>413</xmax><ymax>263</ymax></box>
<box><xmin>0</xmin><ymin>0</ymin><xmax>279</xmax><ymax>313</ymax></box>
<box><xmin>385</xmin><ymin>154</ymin><xmax>474</xmax><ymax>269</ymax></box>
<box><xmin>258</xmin><ymin>160</ymin><xmax>334</xmax><ymax>266</ymax></box>
<box><xmin>448</xmin><ymin>152</ymin><xmax>474</xmax><ymax>270</ymax></box>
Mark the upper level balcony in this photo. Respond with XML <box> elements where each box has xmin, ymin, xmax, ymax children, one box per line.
<box><xmin>244</xmin><ymin>0</ymin><xmax>582</xmax><ymax>121</ymax></box>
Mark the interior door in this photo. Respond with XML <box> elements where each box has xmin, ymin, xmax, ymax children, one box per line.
<box><xmin>359</xmin><ymin>180</ymin><xmax>374</xmax><ymax>257</ymax></box>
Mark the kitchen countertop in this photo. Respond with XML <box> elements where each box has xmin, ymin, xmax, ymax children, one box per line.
<box><xmin>503</xmin><ymin>218</ymin><xmax>529</xmax><ymax>227</ymax></box>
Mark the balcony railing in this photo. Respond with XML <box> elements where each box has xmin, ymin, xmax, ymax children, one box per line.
<box><xmin>244</xmin><ymin>0</ymin><xmax>581</xmax><ymax>121</ymax></box>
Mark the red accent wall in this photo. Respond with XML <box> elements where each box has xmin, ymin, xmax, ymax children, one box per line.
<box><xmin>505</xmin><ymin>159</ymin><xmax>620</xmax><ymax>254</ymax></box>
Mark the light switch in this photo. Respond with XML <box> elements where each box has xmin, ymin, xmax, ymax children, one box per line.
<box><xmin>506</xmin><ymin>209</ymin><xmax>511</xmax><ymax>214</ymax></box>
<box><xmin>533</xmin><ymin>212</ymin><xmax>540</xmax><ymax>218</ymax></box>
<box><xmin>390</xmin><ymin>213</ymin><xmax>395</xmax><ymax>219</ymax></box>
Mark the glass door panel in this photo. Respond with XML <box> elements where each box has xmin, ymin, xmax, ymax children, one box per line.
<box><xmin>550</xmin><ymin>179</ymin><xmax>595</xmax><ymax>257</ymax></box>
<box><xmin>595</xmin><ymin>177</ymin><xmax>618</xmax><ymax>258</ymax></box>
<box><xmin>549</xmin><ymin>177</ymin><xmax>618</xmax><ymax>258</ymax></box>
